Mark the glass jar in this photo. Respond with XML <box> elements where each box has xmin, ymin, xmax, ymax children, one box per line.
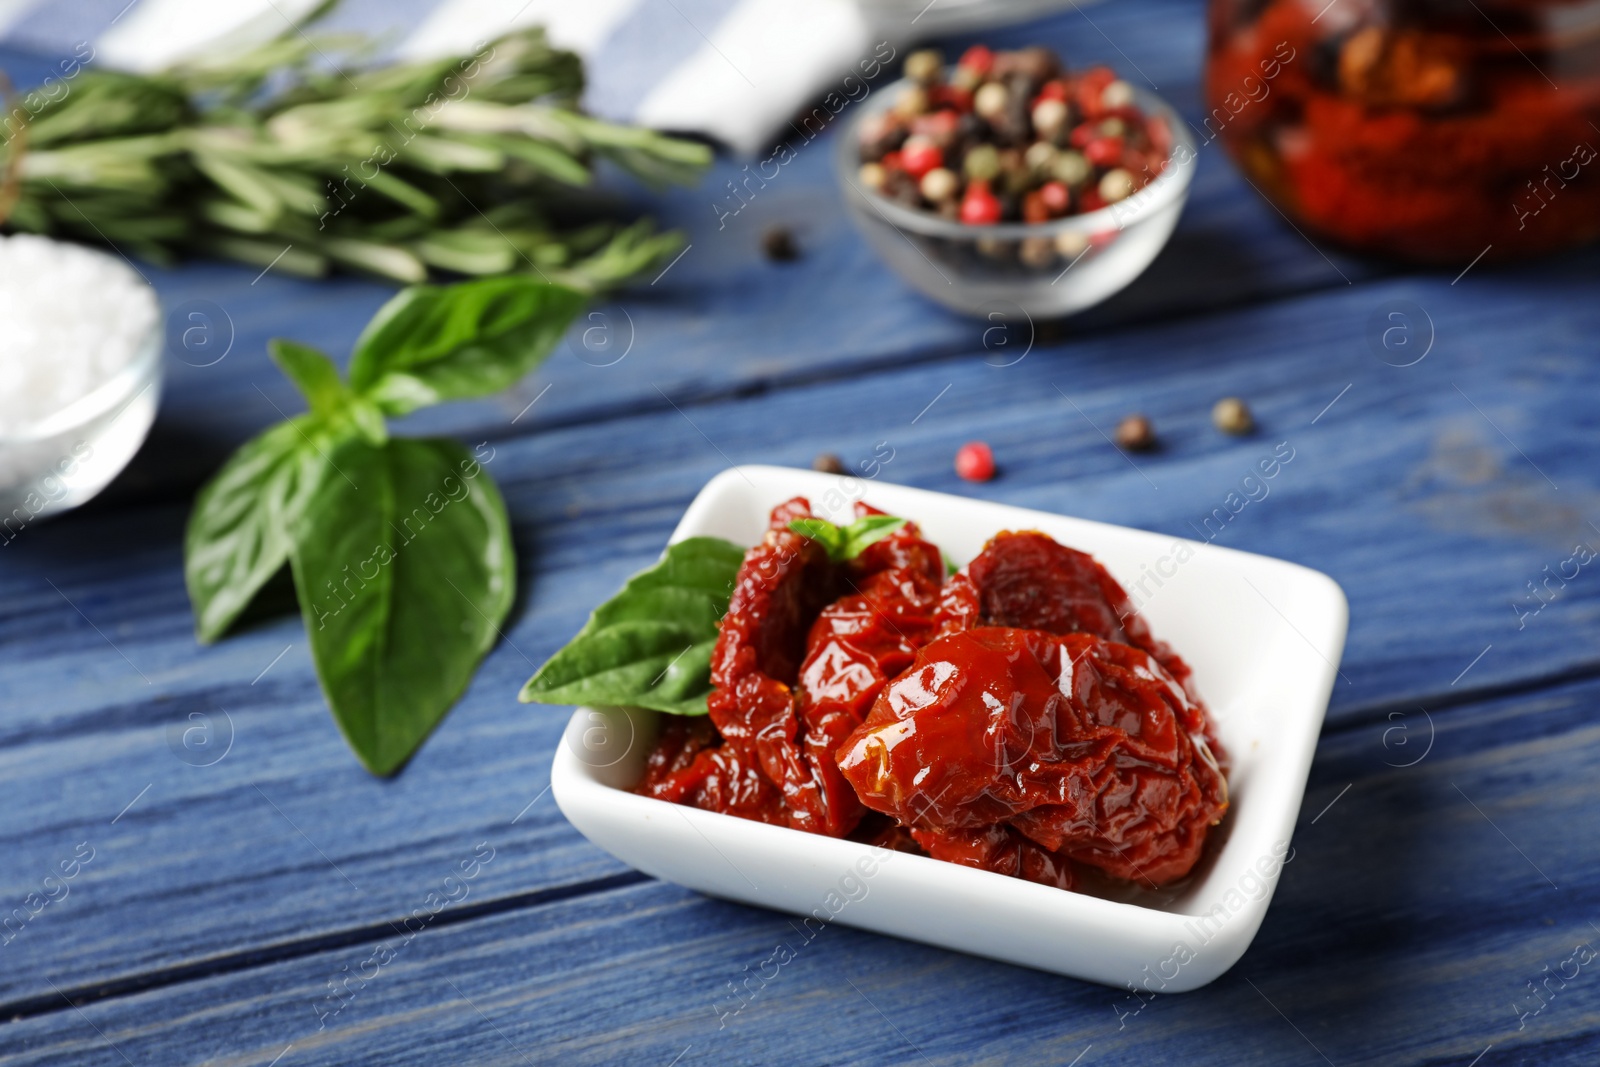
<box><xmin>1205</xmin><ymin>0</ymin><xmax>1600</xmax><ymax>263</ymax></box>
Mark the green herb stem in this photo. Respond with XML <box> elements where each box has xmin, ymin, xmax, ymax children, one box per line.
<box><xmin>4</xmin><ymin>13</ymin><xmax>710</xmax><ymax>288</ymax></box>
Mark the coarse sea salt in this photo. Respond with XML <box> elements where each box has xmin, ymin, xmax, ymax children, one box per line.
<box><xmin>0</xmin><ymin>233</ymin><xmax>159</xmax><ymax>436</ymax></box>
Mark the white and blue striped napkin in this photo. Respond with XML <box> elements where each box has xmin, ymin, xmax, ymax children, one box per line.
<box><xmin>0</xmin><ymin>0</ymin><xmax>1074</xmax><ymax>155</ymax></box>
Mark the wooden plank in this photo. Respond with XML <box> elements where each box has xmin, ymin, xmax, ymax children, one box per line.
<box><xmin>3</xmin><ymin>260</ymin><xmax>1599</xmax><ymax>1006</ymax></box>
<box><xmin>4</xmin><ymin>673</ymin><xmax>1598</xmax><ymax>1065</ymax></box>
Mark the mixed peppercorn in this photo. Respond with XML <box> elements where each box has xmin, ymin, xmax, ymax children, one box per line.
<box><xmin>946</xmin><ymin>394</ymin><xmax>1256</xmax><ymax>476</ymax></box>
<box><xmin>858</xmin><ymin>44</ymin><xmax>1172</xmax><ymax>260</ymax></box>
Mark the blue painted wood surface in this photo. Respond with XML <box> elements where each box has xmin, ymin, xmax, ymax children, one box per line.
<box><xmin>3</xmin><ymin>2</ymin><xmax>1599</xmax><ymax>1063</ymax></box>
<box><xmin>4</xmin><ymin>678</ymin><xmax>1599</xmax><ymax>1064</ymax></box>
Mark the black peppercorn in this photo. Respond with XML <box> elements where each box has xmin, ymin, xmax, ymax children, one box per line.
<box><xmin>812</xmin><ymin>453</ymin><xmax>847</xmax><ymax>474</ymax></box>
<box><xmin>762</xmin><ymin>227</ymin><xmax>799</xmax><ymax>262</ymax></box>
<box><xmin>1011</xmin><ymin>46</ymin><xmax>1059</xmax><ymax>83</ymax></box>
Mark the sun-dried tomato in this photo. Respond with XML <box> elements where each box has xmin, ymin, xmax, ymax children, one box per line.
<box><xmin>635</xmin><ymin>716</ymin><xmax>789</xmax><ymax>825</ymax></box>
<box><xmin>837</xmin><ymin>627</ymin><xmax>1228</xmax><ymax>885</ymax></box>
<box><xmin>638</xmin><ymin>512</ymin><xmax>1229</xmax><ymax>894</ymax></box>
<box><xmin>706</xmin><ymin>498</ymin><xmax>840</xmax><ymax>761</ymax></box>
<box><xmin>697</xmin><ymin>499</ymin><xmax>945</xmax><ymax>836</ymax></box>
<box><xmin>850</xmin><ymin>812</ymin><xmax>927</xmax><ymax>854</ymax></box>
<box><xmin>936</xmin><ymin>530</ymin><xmax>1203</xmax><ymax>703</ymax></box>
<box><xmin>911</xmin><ymin>823</ymin><xmax>1075</xmax><ymax>890</ymax></box>
<box><xmin>783</xmin><ymin>507</ymin><xmax>944</xmax><ymax>834</ymax></box>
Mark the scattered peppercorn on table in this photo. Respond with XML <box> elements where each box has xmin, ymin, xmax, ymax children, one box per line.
<box><xmin>3</xmin><ymin>2</ymin><xmax>1600</xmax><ymax>1064</ymax></box>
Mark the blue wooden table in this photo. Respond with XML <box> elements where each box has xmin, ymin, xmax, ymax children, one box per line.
<box><xmin>5</xmin><ymin>3</ymin><xmax>1600</xmax><ymax>1064</ymax></box>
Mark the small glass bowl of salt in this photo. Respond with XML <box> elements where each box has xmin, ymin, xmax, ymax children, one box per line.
<box><xmin>0</xmin><ymin>234</ymin><xmax>162</xmax><ymax>529</ymax></box>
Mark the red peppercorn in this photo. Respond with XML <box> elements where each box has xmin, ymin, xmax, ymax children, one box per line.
<box><xmin>1039</xmin><ymin>180</ymin><xmax>1070</xmax><ymax>215</ymax></box>
<box><xmin>1069</xmin><ymin>122</ymin><xmax>1098</xmax><ymax>149</ymax></box>
<box><xmin>955</xmin><ymin>441</ymin><xmax>996</xmax><ymax>482</ymax></box>
<box><xmin>1081</xmin><ymin>66</ymin><xmax>1117</xmax><ymax>93</ymax></box>
<box><xmin>1075</xmin><ymin>67</ymin><xmax>1117</xmax><ymax>119</ymax></box>
<box><xmin>1022</xmin><ymin>190</ymin><xmax>1050</xmax><ymax>223</ymax></box>
<box><xmin>912</xmin><ymin>109</ymin><xmax>962</xmax><ymax>139</ymax></box>
<box><xmin>1035</xmin><ymin>79</ymin><xmax>1069</xmax><ymax>102</ymax></box>
<box><xmin>879</xmin><ymin>149</ymin><xmax>903</xmax><ymax>173</ymax></box>
<box><xmin>1101</xmin><ymin>106</ymin><xmax>1144</xmax><ymax>125</ymax></box>
<box><xmin>1085</xmin><ymin>136</ymin><xmax>1124</xmax><ymax>168</ymax></box>
<box><xmin>960</xmin><ymin>179</ymin><xmax>1003</xmax><ymax>225</ymax></box>
<box><xmin>958</xmin><ymin>45</ymin><xmax>994</xmax><ymax>76</ymax></box>
<box><xmin>900</xmin><ymin>136</ymin><xmax>944</xmax><ymax>179</ymax></box>
<box><xmin>930</xmin><ymin>84</ymin><xmax>973</xmax><ymax>113</ymax></box>
<box><xmin>1079</xmin><ymin>190</ymin><xmax>1107</xmax><ymax>213</ymax></box>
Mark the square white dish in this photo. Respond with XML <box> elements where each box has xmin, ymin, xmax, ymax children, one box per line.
<box><xmin>550</xmin><ymin>465</ymin><xmax>1348</xmax><ymax>991</ymax></box>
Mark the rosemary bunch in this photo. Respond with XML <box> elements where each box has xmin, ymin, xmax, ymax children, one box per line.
<box><xmin>2</xmin><ymin>23</ymin><xmax>710</xmax><ymax>289</ymax></box>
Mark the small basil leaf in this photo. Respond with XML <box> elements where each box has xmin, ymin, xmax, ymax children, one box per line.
<box><xmin>361</xmin><ymin>374</ymin><xmax>437</xmax><ymax>417</ymax></box>
<box><xmin>520</xmin><ymin>536</ymin><xmax>746</xmax><ymax>715</ymax></box>
<box><xmin>788</xmin><ymin>518</ymin><xmax>844</xmax><ymax>558</ymax></box>
<box><xmin>344</xmin><ymin>396</ymin><xmax>389</xmax><ymax>447</ymax></box>
<box><xmin>290</xmin><ymin>436</ymin><xmax>514</xmax><ymax>775</ymax></box>
<box><xmin>185</xmin><ymin>417</ymin><xmax>330</xmax><ymax>643</ymax></box>
<box><xmin>268</xmin><ymin>340</ymin><xmax>348</xmax><ymax>419</ymax></box>
<box><xmin>789</xmin><ymin>515</ymin><xmax>905</xmax><ymax>561</ymax></box>
<box><xmin>840</xmin><ymin>515</ymin><xmax>907</xmax><ymax>558</ymax></box>
<box><xmin>348</xmin><ymin>276</ymin><xmax>584</xmax><ymax>415</ymax></box>
<box><xmin>944</xmin><ymin>551</ymin><xmax>961</xmax><ymax>577</ymax></box>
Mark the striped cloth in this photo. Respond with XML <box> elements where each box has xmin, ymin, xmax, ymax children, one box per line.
<box><xmin>0</xmin><ymin>0</ymin><xmax>1074</xmax><ymax>155</ymax></box>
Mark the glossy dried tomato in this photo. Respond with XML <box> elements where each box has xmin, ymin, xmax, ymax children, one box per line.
<box><xmin>635</xmin><ymin>716</ymin><xmax>789</xmax><ymax>825</ymax></box>
<box><xmin>705</xmin><ymin>499</ymin><xmax>945</xmax><ymax>837</ymax></box>
<box><xmin>936</xmin><ymin>530</ymin><xmax>1201</xmax><ymax>699</ymax></box>
<box><xmin>706</xmin><ymin>497</ymin><xmax>840</xmax><ymax>763</ymax></box>
<box><xmin>786</xmin><ymin>511</ymin><xmax>943</xmax><ymax>834</ymax></box>
<box><xmin>639</xmin><ymin>513</ymin><xmax>1230</xmax><ymax>894</ymax></box>
<box><xmin>836</xmin><ymin>627</ymin><xmax>1228</xmax><ymax>884</ymax></box>
<box><xmin>911</xmin><ymin>823</ymin><xmax>1075</xmax><ymax>890</ymax></box>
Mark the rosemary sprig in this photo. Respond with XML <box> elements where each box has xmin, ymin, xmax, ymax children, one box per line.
<box><xmin>1</xmin><ymin>20</ymin><xmax>710</xmax><ymax>290</ymax></box>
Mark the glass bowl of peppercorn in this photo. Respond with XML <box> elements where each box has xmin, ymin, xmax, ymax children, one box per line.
<box><xmin>837</xmin><ymin>45</ymin><xmax>1195</xmax><ymax>319</ymax></box>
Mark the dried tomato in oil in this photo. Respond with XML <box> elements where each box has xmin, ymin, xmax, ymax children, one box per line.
<box><xmin>634</xmin><ymin>507</ymin><xmax>1230</xmax><ymax>893</ymax></box>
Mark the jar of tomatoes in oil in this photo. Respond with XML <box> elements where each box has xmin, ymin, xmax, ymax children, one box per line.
<box><xmin>1205</xmin><ymin>0</ymin><xmax>1600</xmax><ymax>263</ymax></box>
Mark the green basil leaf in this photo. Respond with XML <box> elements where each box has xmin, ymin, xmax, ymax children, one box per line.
<box><xmin>788</xmin><ymin>515</ymin><xmax>905</xmax><ymax>562</ymax></box>
<box><xmin>290</xmin><ymin>436</ymin><xmax>514</xmax><ymax>775</ymax></box>
<box><xmin>269</xmin><ymin>340</ymin><xmax>347</xmax><ymax>418</ymax></box>
<box><xmin>944</xmin><ymin>551</ymin><xmax>961</xmax><ymax>577</ymax></box>
<box><xmin>185</xmin><ymin>417</ymin><xmax>330</xmax><ymax>643</ymax></box>
<box><xmin>348</xmin><ymin>276</ymin><xmax>584</xmax><ymax>415</ymax></box>
<box><xmin>841</xmin><ymin>515</ymin><xmax>907</xmax><ymax>558</ymax></box>
<box><xmin>269</xmin><ymin>338</ymin><xmax>387</xmax><ymax>445</ymax></box>
<box><xmin>344</xmin><ymin>397</ymin><xmax>389</xmax><ymax>447</ymax></box>
<box><xmin>787</xmin><ymin>517</ymin><xmax>844</xmax><ymax>558</ymax></box>
<box><xmin>519</xmin><ymin>536</ymin><xmax>746</xmax><ymax>715</ymax></box>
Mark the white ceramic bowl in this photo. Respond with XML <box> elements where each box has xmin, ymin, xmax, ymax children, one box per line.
<box><xmin>551</xmin><ymin>466</ymin><xmax>1348</xmax><ymax>990</ymax></box>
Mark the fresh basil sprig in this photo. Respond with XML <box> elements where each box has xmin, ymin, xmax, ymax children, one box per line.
<box><xmin>185</xmin><ymin>276</ymin><xmax>582</xmax><ymax>774</ymax></box>
<box><xmin>788</xmin><ymin>515</ymin><xmax>906</xmax><ymax>561</ymax></box>
<box><xmin>521</xmin><ymin>515</ymin><xmax>925</xmax><ymax>716</ymax></box>
<box><xmin>519</xmin><ymin>537</ymin><xmax>746</xmax><ymax>716</ymax></box>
